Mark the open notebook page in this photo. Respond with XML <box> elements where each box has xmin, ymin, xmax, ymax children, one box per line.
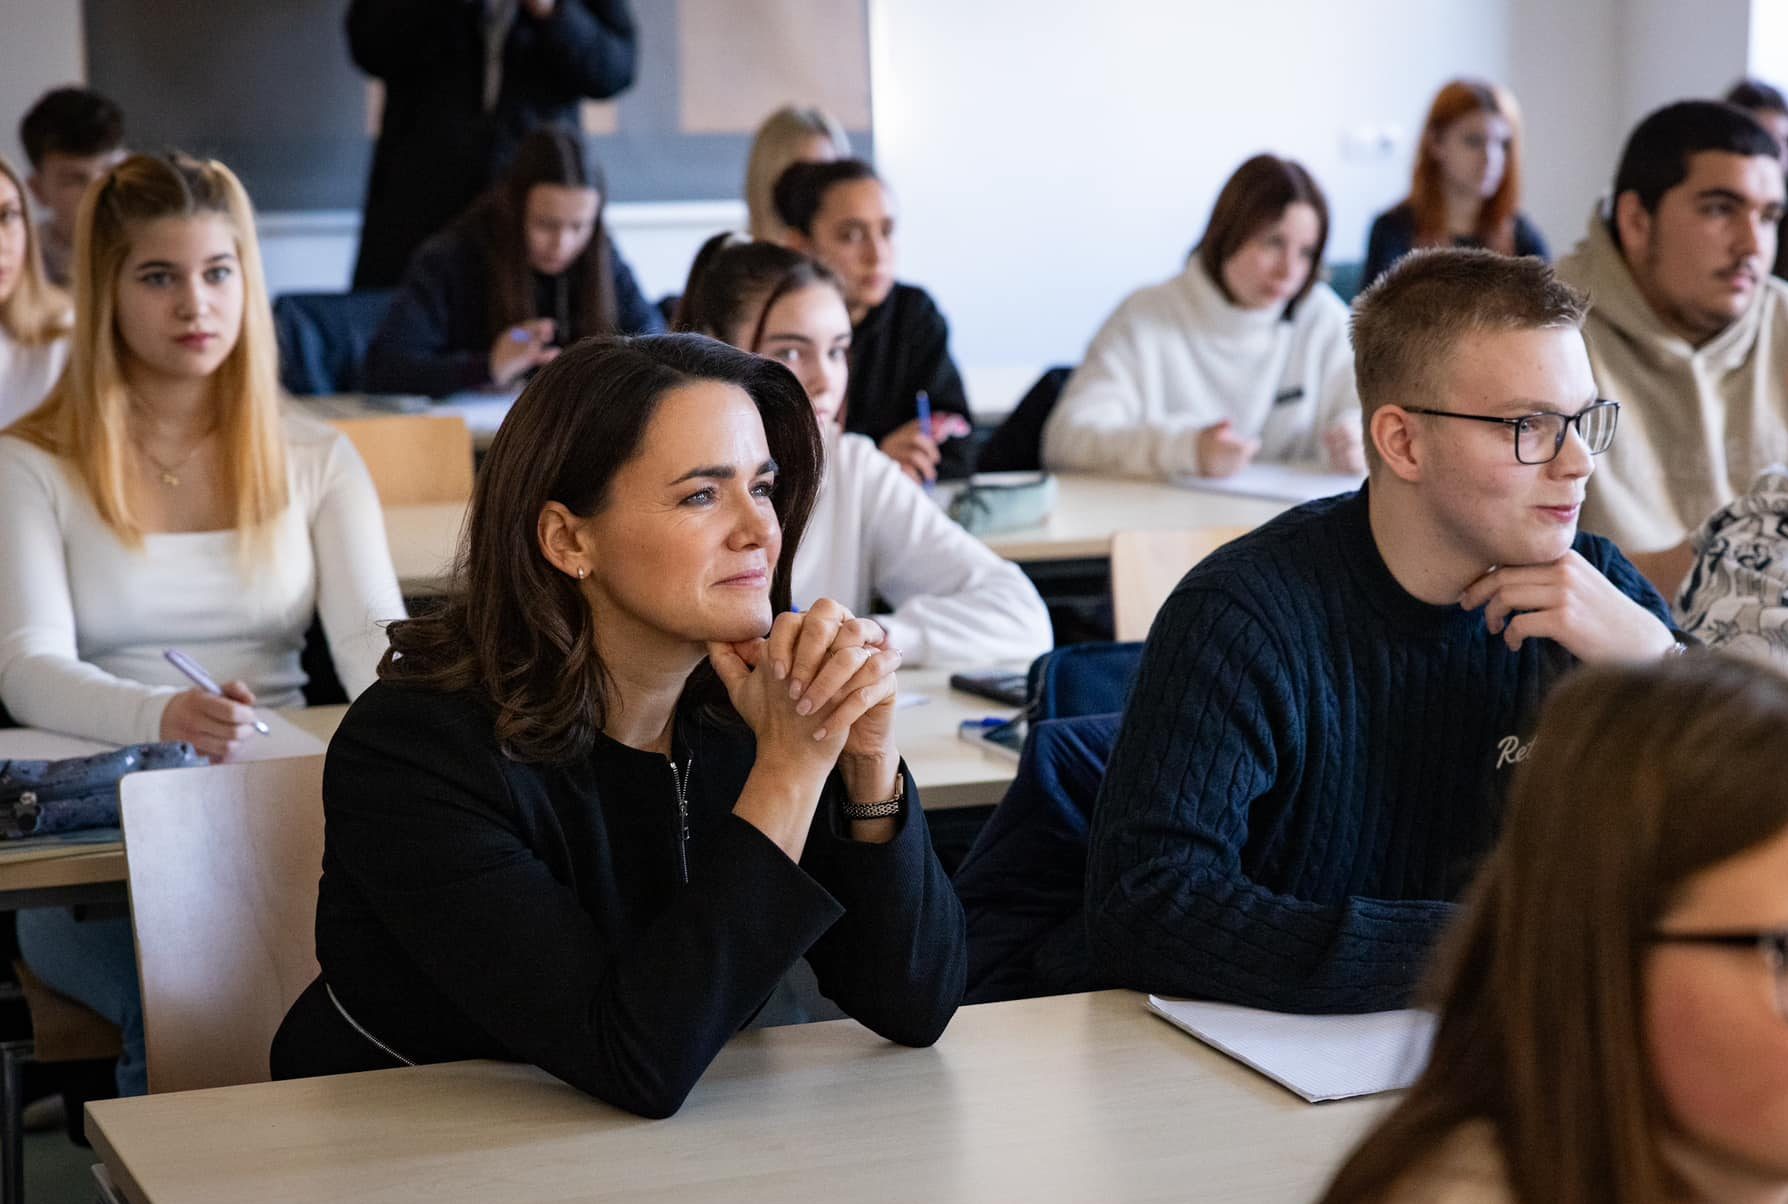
<box><xmin>1148</xmin><ymin>995</ymin><xmax>1435</xmax><ymax>1103</ymax></box>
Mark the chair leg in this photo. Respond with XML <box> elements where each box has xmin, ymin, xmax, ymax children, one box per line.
<box><xmin>0</xmin><ymin>1039</ymin><xmax>31</xmax><ymax>1204</ymax></box>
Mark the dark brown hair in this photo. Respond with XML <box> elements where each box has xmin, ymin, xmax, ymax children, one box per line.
<box><xmin>466</xmin><ymin>125</ymin><xmax>617</xmax><ymax>344</ymax></box>
<box><xmin>771</xmin><ymin>158</ymin><xmax>880</xmax><ymax>236</ymax></box>
<box><xmin>673</xmin><ymin>233</ymin><xmax>845</xmax><ymax>352</ymax></box>
<box><xmin>19</xmin><ymin>86</ymin><xmax>123</xmax><ymax>169</ymax></box>
<box><xmin>1727</xmin><ymin>78</ymin><xmax>1788</xmax><ymax>117</ymax></box>
<box><xmin>1320</xmin><ymin>653</ymin><xmax>1788</xmax><ymax>1204</ymax></box>
<box><xmin>1194</xmin><ymin>154</ymin><xmax>1329</xmax><ymax>317</ymax></box>
<box><xmin>1350</xmin><ymin>248</ymin><xmax>1586</xmax><ymax>466</ymax></box>
<box><xmin>380</xmin><ymin>334</ymin><xmax>825</xmax><ymax>764</ymax></box>
<box><xmin>1611</xmin><ymin>100</ymin><xmax>1782</xmax><ymax>238</ymax></box>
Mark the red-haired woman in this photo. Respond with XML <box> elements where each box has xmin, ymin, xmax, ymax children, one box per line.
<box><xmin>1362</xmin><ymin>80</ymin><xmax>1548</xmax><ymax>290</ymax></box>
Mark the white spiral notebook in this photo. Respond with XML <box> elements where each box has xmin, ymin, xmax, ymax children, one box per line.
<box><xmin>1147</xmin><ymin>994</ymin><xmax>1436</xmax><ymax>1103</ymax></box>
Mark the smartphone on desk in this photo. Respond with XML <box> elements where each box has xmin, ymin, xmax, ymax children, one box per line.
<box><xmin>948</xmin><ymin>668</ymin><xmax>1029</xmax><ymax>708</ymax></box>
<box><xmin>958</xmin><ymin>716</ymin><xmax>1025</xmax><ymax>762</ymax></box>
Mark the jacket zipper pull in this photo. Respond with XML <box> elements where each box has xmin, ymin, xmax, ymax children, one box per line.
<box><xmin>668</xmin><ymin>757</ymin><xmax>692</xmax><ymax>885</ymax></box>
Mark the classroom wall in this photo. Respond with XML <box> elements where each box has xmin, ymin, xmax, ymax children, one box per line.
<box><xmin>1755</xmin><ymin>0</ymin><xmax>1788</xmax><ymax>81</ymax></box>
<box><xmin>1618</xmin><ymin>0</ymin><xmax>1753</xmax><ymax>127</ymax></box>
<box><xmin>0</xmin><ymin>0</ymin><xmax>85</xmax><ymax>173</ymax></box>
<box><xmin>870</xmin><ymin>0</ymin><xmax>1662</xmax><ymax>411</ymax></box>
<box><xmin>1503</xmin><ymin>0</ymin><xmax>1624</xmax><ymax>257</ymax></box>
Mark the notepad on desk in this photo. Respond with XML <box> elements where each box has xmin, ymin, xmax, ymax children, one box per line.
<box><xmin>1172</xmin><ymin>463</ymin><xmax>1365</xmax><ymax>505</ymax></box>
<box><xmin>1147</xmin><ymin>995</ymin><xmax>1435</xmax><ymax>1102</ymax></box>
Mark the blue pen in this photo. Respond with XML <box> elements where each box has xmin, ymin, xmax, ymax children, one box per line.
<box><xmin>163</xmin><ymin>649</ymin><xmax>271</xmax><ymax>735</ymax></box>
<box><xmin>960</xmin><ymin>717</ymin><xmax>1008</xmax><ymax>731</ymax></box>
<box><xmin>915</xmin><ymin>390</ymin><xmax>936</xmax><ymax>492</ymax></box>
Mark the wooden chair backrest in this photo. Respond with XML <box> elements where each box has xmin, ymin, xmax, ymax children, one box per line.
<box><xmin>328</xmin><ymin>414</ymin><xmax>474</xmax><ymax>505</ymax></box>
<box><xmin>1109</xmin><ymin>527</ymin><xmax>1252</xmax><ymax>642</ymax></box>
<box><xmin>121</xmin><ymin>755</ymin><xmax>326</xmax><ymax>1093</ymax></box>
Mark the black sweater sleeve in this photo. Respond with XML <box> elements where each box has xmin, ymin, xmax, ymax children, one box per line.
<box><xmin>321</xmin><ymin>699</ymin><xmax>846</xmax><ymax>1118</ymax></box>
<box><xmin>515</xmin><ymin>0</ymin><xmax>637</xmax><ymax>101</ymax></box>
<box><xmin>797</xmin><ymin>765</ymin><xmax>966</xmax><ymax>1047</ymax></box>
<box><xmin>345</xmin><ymin>0</ymin><xmax>465</xmax><ymax>82</ymax></box>
<box><xmin>361</xmin><ymin>233</ymin><xmax>493</xmax><ymax>397</ymax></box>
<box><xmin>1083</xmin><ymin>587</ymin><xmax>1455</xmax><ymax>1013</ymax></box>
<box><xmin>1513</xmin><ymin>213</ymin><xmax>1551</xmax><ymax>262</ymax></box>
<box><xmin>1361</xmin><ymin>208</ymin><xmax>1408</xmax><ymax>293</ymax></box>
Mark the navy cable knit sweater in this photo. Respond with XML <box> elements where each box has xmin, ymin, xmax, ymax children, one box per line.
<box><xmin>1084</xmin><ymin>486</ymin><xmax>1674</xmax><ymax>1013</ymax></box>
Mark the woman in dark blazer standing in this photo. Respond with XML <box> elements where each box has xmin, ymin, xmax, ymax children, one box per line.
<box><xmin>271</xmin><ymin>334</ymin><xmax>965</xmax><ymax>1117</ymax></box>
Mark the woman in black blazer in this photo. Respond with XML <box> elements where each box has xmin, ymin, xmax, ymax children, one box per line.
<box><xmin>271</xmin><ymin>334</ymin><xmax>965</xmax><ymax>1117</ymax></box>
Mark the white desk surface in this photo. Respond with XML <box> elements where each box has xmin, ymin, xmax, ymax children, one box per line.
<box><xmin>291</xmin><ymin>666</ymin><xmax>1018</xmax><ymax>811</ymax></box>
<box><xmin>384</xmin><ymin>473</ymin><xmax>1293</xmax><ymax>596</ymax></box>
<box><xmin>88</xmin><ymin>989</ymin><xmax>1384</xmax><ymax>1204</ymax></box>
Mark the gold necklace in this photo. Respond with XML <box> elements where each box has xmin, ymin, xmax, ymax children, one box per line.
<box><xmin>134</xmin><ymin>430</ymin><xmax>212</xmax><ymax>488</ymax></box>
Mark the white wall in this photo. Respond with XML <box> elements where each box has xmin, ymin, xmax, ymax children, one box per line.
<box><xmin>870</xmin><ymin>0</ymin><xmax>1659</xmax><ymax>410</ymax></box>
<box><xmin>0</xmin><ymin>0</ymin><xmax>85</xmax><ymax>173</ymax></box>
<box><xmin>257</xmin><ymin>202</ymin><xmax>740</xmax><ymax>305</ymax></box>
<box><xmin>1505</xmin><ymin>0</ymin><xmax>1623</xmax><ymax>251</ymax></box>
<box><xmin>1750</xmin><ymin>0</ymin><xmax>1788</xmax><ymax>85</ymax></box>
<box><xmin>1618</xmin><ymin>0</ymin><xmax>1752</xmax><ymax>124</ymax></box>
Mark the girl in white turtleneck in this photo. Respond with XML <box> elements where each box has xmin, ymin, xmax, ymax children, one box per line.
<box><xmin>1043</xmin><ymin>153</ymin><xmax>1364</xmax><ymax>481</ymax></box>
<box><xmin>677</xmin><ymin>235</ymin><xmax>1052</xmax><ymax>668</ymax></box>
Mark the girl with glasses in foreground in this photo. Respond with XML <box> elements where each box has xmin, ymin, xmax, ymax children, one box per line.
<box><xmin>1321</xmin><ymin>653</ymin><xmax>1788</xmax><ymax>1203</ymax></box>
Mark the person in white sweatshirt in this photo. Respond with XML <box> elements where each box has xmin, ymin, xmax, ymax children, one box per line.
<box><xmin>0</xmin><ymin>152</ymin><xmax>405</xmax><ymax>1098</ymax></box>
<box><xmin>0</xmin><ymin>154</ymin><xmax>70</xmax><ymax>424</ymax></box>
<box><xmin>1043</xmin><ymin>154</ymin><xmax>1364</xmax><ymax>481</ymax></box>
<box><xmin>677</xmin><ymin>235</ymin><xmax>1052</xmax><ymax>667</ymax></box>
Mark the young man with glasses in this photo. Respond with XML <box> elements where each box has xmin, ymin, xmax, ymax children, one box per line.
<box><xmin>1556</xmin><ymin>100</ymin><xmax>1788</xmax><ymax>593</ymax></box>
<box><xmin>1083</xmin><ymin>249</ymin><xmax>1684</xmax><ymax>1014</ymax></box>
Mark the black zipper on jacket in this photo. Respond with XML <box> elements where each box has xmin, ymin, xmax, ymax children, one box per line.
<box><xmin>667</xmin><ymin>757</ymin><xmax>692</xmax><ymax>885</ymax></box>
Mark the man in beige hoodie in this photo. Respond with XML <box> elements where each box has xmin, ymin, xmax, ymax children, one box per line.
<box><xmin>1555</xmin><ymin>100</ymin><xmax>1788</xmax><ymax>591</ymax></box>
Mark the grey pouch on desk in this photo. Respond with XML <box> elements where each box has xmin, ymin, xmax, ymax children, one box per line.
<box><xmin>946</xmin><ymin>472</ymin><xmax>1057</xmax><ymax>535</ymax></box>
<box><xmin>0</xmin><ymin>743</ymin><xmax>203</xmax><ymax>839</ymax></box>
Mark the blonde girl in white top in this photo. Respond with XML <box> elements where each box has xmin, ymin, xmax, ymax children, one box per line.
<box><xmin>0</xmin><ymin>151</ymin><xmax>404</xmax><ymax>1097</ymax></box>
<box><xmin>0</xmin><ymin>154</ymin><xmax>71</xmax><ymax>425</ymax></box>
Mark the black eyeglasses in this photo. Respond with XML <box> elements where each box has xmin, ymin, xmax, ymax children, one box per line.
<box><xmin>1403</xmin><ymin>400</ymin><xmax>1620</xmax><ymax>465</ymax></box>
<box><xmin>1652</xmin><ymin>930</ymin><xmax>1788</xmax><ymax>1017</ymax></box>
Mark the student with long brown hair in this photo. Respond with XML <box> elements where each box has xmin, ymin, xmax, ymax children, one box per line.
<box><xmin>271</xmin><ymin>335</ymin><xmax>964</xmax><ymax>1117</ymax></box>
<box><xmin>363</xmin><ymin>124</ymin><xmax>662</xmax><ymax>398</ymax></box>
<box><xmin>1042</xmin><ymin>154</ymin><xmax>1363</xmax><ymax>480</ymax></box>
<box><xmin>0</xmin><ymin>151</ymin><xmax>404</xmax><ymax>1096</ymax></box>
<box><xmin>0</xmin><ymin>154</ymin><xmax>71</xmax><ymax>424</ymax></box>
<box><xmin>1362</xmin><ymin>80</ymin><xmax>1549</xmax><ymax>290</ymax></box>
<box><xmin>1321</xmin><ymin>653</ymin><xmax>1788</xmax><ymax>1203</ymax></box>
<box><xmin>677</xmin><ymin>235</ymin><xmax>1051</xmax><ymax>667</ymax></box>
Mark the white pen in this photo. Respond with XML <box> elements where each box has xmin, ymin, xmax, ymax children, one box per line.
<box><xmin>162</xmin><ymin>648</ymin><xmax>271</xmax><ymax>735</ymax></box>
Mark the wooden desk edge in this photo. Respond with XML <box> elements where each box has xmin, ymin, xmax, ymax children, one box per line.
<box><xmin>87</xmin><ymin>1104</ymin><xmax>150</xmax><ymax>1204</ymax></box>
